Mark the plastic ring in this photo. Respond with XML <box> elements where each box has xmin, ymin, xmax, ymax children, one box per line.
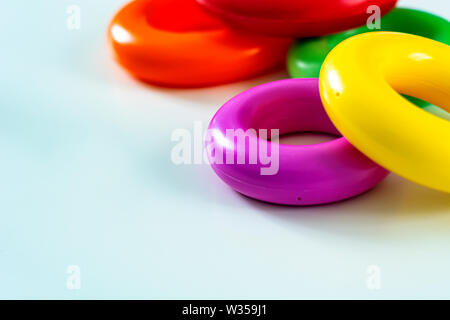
<box><xmin>288</xmin><ymin>8</ymin><xmax>450</xmax><ymax>78</ymax></box>
<box><xmin>196</xmin><ymin>0</ymin><xmax>397</xmax><ymax>37</ymax></box>
<box><xmin>288</xmin><ymin>8</ymin><xmax>450</xmax><ymax>110</ymax></box>
<box><xmin>108</xmin><ymin>0</ymin><xmax>292</xmax><ymax>88</ymax></box>
<box><xmin>206</xmin><ymin>78</ymin><xmax>389</xmax><ymax>205</ymax></box>
<box><xmin>319</xmin><ymin>32</ymin><xmax>450</xmax><ymax>193</ymax></box>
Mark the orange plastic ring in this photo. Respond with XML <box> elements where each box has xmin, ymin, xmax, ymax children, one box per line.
<box><xmin>107</xmin><ymin>0</ymin><xmax>292</xmax><ymax>87</ymax></box>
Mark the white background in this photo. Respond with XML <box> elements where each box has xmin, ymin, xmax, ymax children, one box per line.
<box><xmin>0</xmin><ymin>0</ymin><xmax>449</xmax><ymax>299</ymax></box>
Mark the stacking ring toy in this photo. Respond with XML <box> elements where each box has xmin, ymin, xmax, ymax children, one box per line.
<box><xmin>319</xmin><ymin>32</ymin><xmax>450</xmax><ymax>193</ymax></box>
<box><xmin>288</xmin><ymin>8</ymin><xmax>450</xmax><ymax>109</ymax></box>
<box><xmin>196</xmin><ymin>0</ymin><xmax>397</xmax><ymax>37</ymax></box>
<box><xmin>206</xmin><ymin>79</ymin><xmax>389</xmax><ymax>205</ymax></box>
<box><xmin>288</xmin><ymin>8</ymin><xmax>450</xmax><ymax>78</ymax></box>
<box><xmin>108</xmin><ymin>0</ymin><xmax>291</xmax><ymax>87</ymax></box>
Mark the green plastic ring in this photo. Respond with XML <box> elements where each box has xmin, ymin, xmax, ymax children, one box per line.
<box><xmin>287</xmin><ymin>8</ymin><xmax>450</xmax><ymax>110</ymax></box>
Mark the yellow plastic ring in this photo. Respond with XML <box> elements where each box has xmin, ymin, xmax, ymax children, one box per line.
<box><xmin>319</xmin><ymin>32</ymin><xmax>450</xmax><ymax>193</ymax></box>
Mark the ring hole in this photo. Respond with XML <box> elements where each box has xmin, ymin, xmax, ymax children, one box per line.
<box><xmin>297</xmin><ymin>196</ymin><xmax>302</xmax><ymax>201</ymax></box>
<box><xmin>403</xmin><ymin>95</ymin><xmax>450</xmax><ymax>121</ymax></box>
<box><xmin>425</xmin><ymin>105</ymin><xmax>450</xmax><ymax>121</ymax></box>
<box><xmin>272</xmin><ymin>131</ymin><xmax>339</xmax><ymax>146</ymax></box>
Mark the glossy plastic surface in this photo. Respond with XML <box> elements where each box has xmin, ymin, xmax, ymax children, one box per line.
<box><xmin>108</xmin><ymin>0</ymin><xmax>292</xmax><ymax>87</ymax></box>
<box><xmin>288</xmin><ymin>8</ymin><xmax>450</xmax><ymax>78</ymax></box>
<box><xmin>288</xmin><ymin>8</ymin><xmax>450</xmax><ymax>109</ymax></box>
<box><xmin>319</xmin><ymin>32</ymin><xmax>450</xmax><ymax>193</ymax></box>
<box><xmin>206</xmin><ymin>79</ymin><xmax>389</xmax><ymax>205</ymax></box>
<box><xmin>197</xmin><ymin>0</ymin><xmax>397</xmax><ymax>37</ymax></box>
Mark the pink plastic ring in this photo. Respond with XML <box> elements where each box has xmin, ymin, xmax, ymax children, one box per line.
<box><xmin>205</xmin><ymin>78</ymin><xmax>389</xmax><ymax>205</ymax></box>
